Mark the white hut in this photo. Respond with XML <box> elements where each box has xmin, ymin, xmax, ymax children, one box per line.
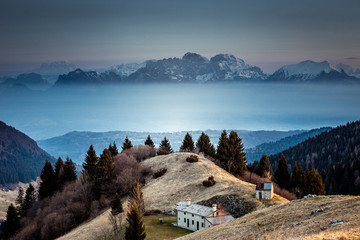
<box><xmin>255</xmin><ymin>182</ymin><xmax>273</xmax><ymax>200</ymax></box>
<box><xmin>175</xmin><ymin>199</ymin><xmax>234</xmax><ymax>231</ymax></box>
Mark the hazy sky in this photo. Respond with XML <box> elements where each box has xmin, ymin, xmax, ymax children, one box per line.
<box><xmin>1</xmin><ymin>0</ymin><xmax>360</xmax><ymax>72</ymax></box>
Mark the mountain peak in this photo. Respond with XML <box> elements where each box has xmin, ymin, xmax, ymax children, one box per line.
<box><xmin>182</xmin><ymin>52</ymin><xmax>208</xmax><ymax>62</ymax></box>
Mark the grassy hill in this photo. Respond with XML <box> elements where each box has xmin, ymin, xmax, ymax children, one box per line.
<box><xmin>177</xmin><ymin>195</ymin><xmax>360</xmax><ymax>240</ymax></box>
<box><xmin>57</xmin><ymin>153</ymin><xmax>287</xmax><ymax>240</ymax></box>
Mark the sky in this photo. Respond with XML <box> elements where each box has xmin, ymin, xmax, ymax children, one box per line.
<box><xmin>1</xmin><ymin>0</ymin><xmax>360</xmax><ymax>73</ymax></box>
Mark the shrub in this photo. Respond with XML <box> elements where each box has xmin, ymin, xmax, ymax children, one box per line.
<box><xmin>203</xmin><ymin>176</ymin><xmax>216</xmax><ymax>187</ymax></box>
<box><xmin>186</xmin><ymin>155</ymin><xmax>199</xmax><ymax>163</ymax></box>
<box><xmin>143</xmin><ymin>209</ymin><xmax>162</xmax><ymax>216</ymax></box>
<box><xmin>152</xmin><ymin>168</ymin><xmax>167</xmax><ymax>179</ymax></box>
<box><xmin>123</xmin><ymin>145</ymin><xmax>156</xmax><ymax>162</ymax></box>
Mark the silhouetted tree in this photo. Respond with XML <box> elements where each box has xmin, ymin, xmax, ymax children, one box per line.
<box><xmin>180</xmin><ymin>132</ymin><xmax>195</xmax><ymax>152</ymax></box>
<box><xmin>216</xmin><ymin>130</ymin><xmax>229</xmax><ymax>169</ymax></box>
<box><xmin>63</xmin><ymin>157</ymin><xmax>77</xmax><ymax>183</ymax></box>
<box><xmin>111</xmin><ymin>193</ymin><xmax>123</xmax><ymax>215</ymax></box>
<box><xmin>20</xmin><ymin>184</ymin><xmax>35</xmax><ymax>217</ymax></box>
<box><xmin>291</xmin><ymin>162</ymin><xmax>304</xmax><ymax>194</ymax></box>
<box><xmin>93</xmin><ymin>149</ymin><xmax>116</xmax><ymax>198</ymax></box>
<box><xmin>54</xmin><ymin>157</ymin><xmax>64</xmax><ymax>190</ymax></box>
<box><xmin>122</xmin><ymin>137</ymin><xmax>133</xmax><ymax>151</ymax></box>
<box><xmin>256</xmin><ymin>154</ymin><xmax>272</xmax><ymax>179</ymax></box>
<box><xmin>307</xmin><ymin>167</ymin><xmax>326</xmax><ymax>195</ymax></box>
<box><xmin>109</xmin><ymin>141</ymin><xmax>119</xmax><ymax>157</ymax></box>
<box><xmin>226</xmin><ymin>131</ymin><xmax>247</xmax><ymax>176</ymax></box>
<box><xmin>157</xmin><ymin>137</ymin><xmax>173</xmax><ymax>155</ymax></box>
<box><xmin>38</xmin><ymin>160</ymin><xmax>56</xmax><ymax>200</ymax></box>
<box><xmin>1</xmin><ymin>204</ymin><xmax>20</xmax><ymax>239</ymax></box>
<box><xmin>144</xmin><ymin>135</ymin><xmax>155</xmax><ymax>148</ymax></box>
<box><xmin>275</xmin><ymin>154</ymin><xmax>290</xmax><ymax>190</ymax></box>
<box><xmin>196</xmin><ymin>132</ymin><xmax>216</xmax><ymax>158</ymax></box>
<box><xmin>15</xmin><ymin>187</ymin><xmax>24</xmax><ymax>214</ymax></box>
<box><xmin>125</xmin><ymin>203</ymin><xmax>146</xmax><ymax>240</ymax></box>
<box><xmin>82</xmin><ymin>145</ymin><xmax>98</xmax><ymax>181</ymax></box>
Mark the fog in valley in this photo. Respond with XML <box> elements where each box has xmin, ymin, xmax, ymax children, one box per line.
<box><xmin>1</xmin><ymin>82</ymin><xmax>359</xmax><ymax>140</ymax></box>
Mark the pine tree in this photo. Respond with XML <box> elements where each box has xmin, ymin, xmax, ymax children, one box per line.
<box><xmin>144</xmin><ymin>135</ymin><xmax>155</xmax><ymax>148</ymax></box>
<box><xmin>93</xmin><ymin>148</ymin><xmax>115</xmax><ymax>199</ymax></box>
<box><xmin>302</xmin><ymin>166</ymin><xmax>311</xmax><ymax>195</ymax></box>
<box><xmin>1</xmin><ymin>204</ymin><xmax>20</xmax><ymax>239</ymax></box>
<box><xmin>63</xmin><ymin>157</ymin><xmax>77</xmax><ymax>183</ymax></box>
<box><xmin>196</xmin><ymin>132</ymin><xmax>216</xmax><ymax>158</ymax></box>
<box><xmin>129</xmin><ymin>180</ymin><xmax>145</xmax><ymax>215</ymax></box>
<box><xmin>274</xmin><ymin>154</ymin><xmax>291</xmax><ymax>190</ymax></box>
<box><xmin>82</xmin><ymin>145</ymin><xmax>98</xmax><ymax>181</ymax></box>
<box><xmin>122</xmin><ymin>137</ymin><xmax>133</xmax><ymax>151</ymax></box>
<box><xmin>15</xmin><ymin>187</ymin><xmax>24</xmax><ymax>214</ymax></box>
<box><xmin>20</xmin><ymin>184</ymin><xmax>35</xmax><ymax>217</ymax></box>
<box><xmin>256</xmin><ymin>154</ymin><xmax>272</xmax><ymax>179</ymax></box>
<box><xmin>180</xmin><ymin>132</ymin><xmax>195</xmax><ymax>152</ymax></box>
<box><xmin>157</xmin><ymin>137</ymin><xmax>173</xmax><ymax>155</ymax></box>
<box><xmin>125</xmin><ymin>203</ymin><xmax>146</xmax><ymax>240</ymax></box>
<box><xmin>227</xmin><ymin>131</ymin><xmax>247</xmax><ymax>176</ymax></box>
<box><xmin>54</xmin><ymin>157</ymin><xmax>64</xmax><ymax>190</ymax></box>
<box><xmin>109</xmin><ymin>141</ymin><xmax>119</xmax><ymax>157</ymax></box>
<box><xmin>38</xmin><ymin>160</ymin><xmax>56</xmax><ymax>200</ymax></box>
<box><xmin>291</xmin><ymin>162</ymin><xmax>304</xmax><ymax>193</ymax></box>
<box><xmin>111</xmin><ymin>193</ymin><xmax>123</xmax><ymax>215</ymax></box>
<box><xmin>216</xmin><ymin>130</ymin><xmax>230</xmax><ymax>169</ymax></box>
<box><xmin>307</xmin><ymin>167</ymin><xmax>326</xmax><ymax>195</ymax></box>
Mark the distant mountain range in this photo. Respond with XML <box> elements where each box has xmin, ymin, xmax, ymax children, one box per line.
<box><xmin>0</xmin><ymin>121</ymin><xmax>55</xmax><ymax>186</ymax></box>
<box><xmin>1</xmin><ymin>73</ymin><xmax>51</xmax><ymax>90</ymax></box>
<box><xmin>1</xmin><ymin>53</ymin><xmax>359</xmax><ymax>88</ymax></box>
<box><xmin>37</xmin><ymin>129</ymin><xmax>304</xmax><ymax>164</ymax></box>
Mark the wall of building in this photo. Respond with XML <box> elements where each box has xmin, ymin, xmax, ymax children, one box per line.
<box><xmin>177</xmin><ymin>210</ymin><xmax>209</xmax><ymax>231</ymax></box>
<box><xmin>256</xmin><ymin>190</ymin><xmax>273</xmax><ymax>200</ymax></box>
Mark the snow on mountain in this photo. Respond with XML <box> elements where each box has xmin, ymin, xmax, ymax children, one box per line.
<box><xmin>106</xmin><ymin>62</ymin><xmax>147</xmax><ymax>77</ymax></box>
<box><xmin>268</xmin><ymin>60</ymin><xmax>357</xmax><ymax>81</ymax></box>
<box><xmin>335</xmin><ymin>63</ymin><xmax>360</xmax><ymax>78</ymax></box>
<box><xmin>126</xmin><ymin>52</ymin><xmax>267</xmax><ymax>82</ymax></box>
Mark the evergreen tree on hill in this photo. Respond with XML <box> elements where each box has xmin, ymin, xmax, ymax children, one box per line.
<box><xmin>307</xmin><ymin>167</ymin><xmax>326</xmax><ymax>195</ymax></box>
<box><xmin>63</xmin><ymin>157</ymin><xmax>77</xmax><ymax>183</ymax></box>
<box><xmin>82</xmin><ymin>145</ymin><xmax>98</xmax><ymax>181</ymax></box>
<box><xmin>180</xmin><ymin>132</ymin><xmax>195</xmax><ymax>152</ymax></box>
<box><xmin>157</xmin><ymin>137</ymin><xmax>173</xmax><ymax>155</ymax></box>
<box><xmin>54</xmin><ymin>157</ymin><xmax>64</xmax><ymax>190</ymax></box>
<box><xmin>256</xmin><ymin>154</ymin><xmax>272</xmax><ymax>179</ymax></box>
<box><xmin>108</xmin><ymin>141</ymin><xmax>119</xmax><ymax>157</ymax></box>
<box><xmin>274</xmin><ymin>154</ymin><xmax>290</xmax><ymax>190</ymax></box>
<box><xmin>196</xmin><ymin>132</ymin><xmax>216</xmax><ymax>158</ymax></box>
<box><xmin>290</xmin><ymin>162</ymin><xmax>304</xmax><ymax>194</ymax></box>
<box><xmin>129</xmin><ymin>180</ymin><xmax>145</xmax><ymax>215</ymax></box>
<box><xmin>122</xmin><ymin>137</ymin><xmax>133</xmax><ymax>151</ymax></box>
<box><xmin>20</xmin><ymin>184</ymin><xmax>35</xmax><ymax>218</ymax></box>
<box><xmin>227</xmin><ymin>131</ymin><xmax>247</xmax><ymax>176</ymax></box>
<box><xmin>93</xmin><ymin>148</ymin><xmax>115</xmax><ymax>198</ymax></box>
<box><xmin>15</xmin><ymin>187</ymin><xmax>24</xmax><ymax>214</ymax></box>
<box><xmin>38</xmin><ymin>160</ymin><xmax>56</xmax><ymax>200</ymax></box>
<box><xmin>144</xmin><ymin>135</ymin><xmax>155</xmax><ymax>148</ymax></box>
<box><xmin>111</xmin><ymin>193</ymin><xmax>123</xmax><ymax>215</ymax></box>
<box><xmin>1</xmin><ymin>204</ymin><xmax>20</xmax><ymax>239</ymax></box>
<box><xmin>125</xmin><ymin>202</ymin><xmax>146</xmax><ymax>240</ymax></box>
<box><xmin>216</xmin><ymin>130</ymin><xmax>230</xmax><ymax>169</ymax></box>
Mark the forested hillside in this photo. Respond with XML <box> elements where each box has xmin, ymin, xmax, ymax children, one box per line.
<box><xmin>269</xmin><ymin>121</ymin><xmax>360</xmax><ymax>195</ymax></box>
<box><xmin>246</xmin><ymin>127</ymin><xmax>331</xmax><ymax>162</ymax></box>
<box><xmin>0</xmin><ymin>121</ymin><xmax>55</xmax><ymax>185</ymax></box>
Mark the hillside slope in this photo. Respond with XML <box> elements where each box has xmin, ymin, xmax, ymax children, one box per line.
<box><xmin>177</xmin><ymin>195</ymin><xmax>360</xmax><ymax>240</ymax></box>
<box><xmin>0</xmin><ymin>121</ymin><xmax>55</xmax><ymax>185</ymax></box>
<box><xmin>57</xmin><ymin>153</ymin><xmax>287</xmax><ymax>240</ymax></box>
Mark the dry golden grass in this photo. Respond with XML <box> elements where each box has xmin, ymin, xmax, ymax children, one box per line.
<box><xmin>177</xmin><ymin>195</ymin><xmax>360</xmax><ymax>240</ymax></box>
<box><xmin>57</xmin><ymin>153</ymin><xmax>286</xmax><ymax>240</ymax></box>
<box><xmin>0</xmin><ymin>181</ymin><xmax>38</xmax><ymax>220</ymax></box>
